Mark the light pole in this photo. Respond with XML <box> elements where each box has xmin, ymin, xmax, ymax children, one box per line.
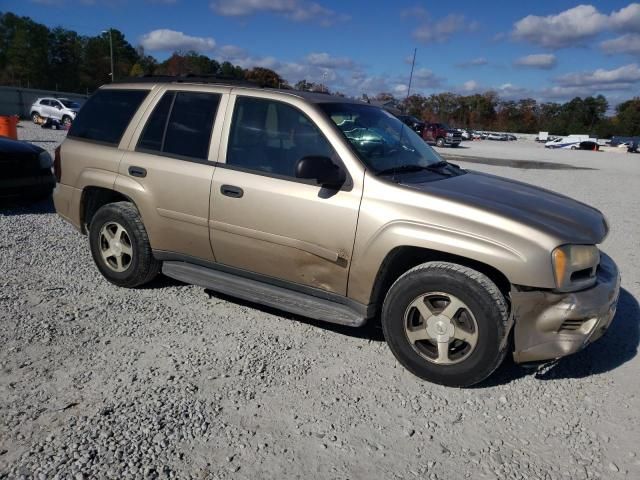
<box><xmin>102</xmin><ymin>29</ymin><xmax>114</xmax><ymax>82</ymax></box>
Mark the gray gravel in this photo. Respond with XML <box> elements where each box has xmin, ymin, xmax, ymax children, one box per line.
<box><xmin>1</xmin><ymin>122</ymin><xmax>639</xmax><ymax>479</ymax></box>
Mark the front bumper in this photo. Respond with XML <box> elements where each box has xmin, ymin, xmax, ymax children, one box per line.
<box><xmin>511</xmin><ymin>253</ymin><xmax>620</xmax><ymax>363</ymax></box>
<box><xmin>0</xmin><ymin>173</ymin><xmax>55</xmax><ymax>198</ymax></box>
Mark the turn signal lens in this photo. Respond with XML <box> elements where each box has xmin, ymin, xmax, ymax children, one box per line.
<box><xmin>552</xmin><ymin>248</ymin><xmax>568</xmax><ymax>287</ymax></box>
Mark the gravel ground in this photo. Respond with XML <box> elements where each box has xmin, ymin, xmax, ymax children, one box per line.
<box><xmin>1</xmin><ymin>122</ymin><xmax>639</xmax><ymax>479</ymax></box>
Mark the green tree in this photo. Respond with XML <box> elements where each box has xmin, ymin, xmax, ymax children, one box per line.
<box><xmin>614</xmin><ymin>98</ymin><xmax>640</xmax><ymax>136</ymax></box>
<box><xmin>245</xmin><ymin>67</ymin><xmax>285</xmax><ymax>88</ymax></box>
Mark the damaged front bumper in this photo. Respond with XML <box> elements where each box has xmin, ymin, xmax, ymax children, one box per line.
<box><xmin>511</xmin><ymin>253</ymin><xmax>620</xmax><ymax>364</ymax></box>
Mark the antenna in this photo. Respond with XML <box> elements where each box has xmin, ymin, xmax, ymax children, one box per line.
<box><xmin>406</xmin><ymin>48</ymin><xmax>417</xmax><ymax>100</ymax></box>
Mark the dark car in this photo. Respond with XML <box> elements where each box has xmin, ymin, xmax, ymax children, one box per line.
<box><xmin>0</xmin><ymin>137</ymin><xmax>55</xmax><ymax>199</ymax></box>
<box><xmin>576</xmin><ymin>141</ymin><xmax>600</xmax><ymax>151</ymax></box>
<box><xmin>397</xmin><ymin>115</ymin><xmax>426</xmax><ymax>136</ymax></box>
<box><xmin>628</xmin><ymin>139</ymin><xmax>639</xmax><ymax>153</ymax></box>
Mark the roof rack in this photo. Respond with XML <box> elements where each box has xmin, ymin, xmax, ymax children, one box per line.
<box><xmin>116</xmin><ymin>74</ymin><xmax>260</xmax><ymax>87</ymax></box>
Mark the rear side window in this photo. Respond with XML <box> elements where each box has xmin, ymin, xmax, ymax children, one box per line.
<box><xmin>68</xmin><ymin>89</ymin><xmax>149</xmax><ymax>145</ymax></box>
<box><xmin>138</xmin><ymin>91</ymin><xmax>220</xmax><ymax>160</ymax></box>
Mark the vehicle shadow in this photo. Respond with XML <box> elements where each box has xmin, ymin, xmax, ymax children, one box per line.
<box><xmin>0</xmin><ymin>196</ymin><xmax>55</xmax><ymax>216</ymax></box>
<box><xmin>200</xmin><ymin>286</ymin><xmax>639</xmax><ymax>382</ymax></box>
<box><xmin>203</xmin><ymin>289</ymin><xmax>386</xmax><ymax>342</ymax></box>
<box><xmin>479</xmin><ymin>287</ymin><xmax>639</xmax><ymax>387</ymax></box>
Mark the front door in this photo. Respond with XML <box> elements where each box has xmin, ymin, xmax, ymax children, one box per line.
<box><xmin>210</xmin><ymin>94</ymin><xmax>362</xmax><ymax>295</ymax></box>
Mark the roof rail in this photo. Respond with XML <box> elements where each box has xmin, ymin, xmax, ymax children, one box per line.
<box><xmin>116</xmin><ymin>74</ymin><xmax>261</xmax><ymax>87</ymax></box>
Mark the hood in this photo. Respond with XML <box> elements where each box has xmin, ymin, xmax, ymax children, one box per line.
<box><xmin>404</xmin><ymin>171</ymin><xmax>608</xmax><ymax>245</ymax></box>
<box><xmin>0</xmin><ymin>137</ymin><xmax>43</xmax><ymax>161</ymax></box>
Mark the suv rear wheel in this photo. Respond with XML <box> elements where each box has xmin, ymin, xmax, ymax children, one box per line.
<box><xmin>31</xmin><ymin>112</ymin><xmax>41</xmax><ymax>123</ymax></box>
<box><xmin>89</xmin><ymin>201</ymin><xmax>160</xmax><ymax>287</ymax></box>
<box><xmin>381</xmin><ymin>262</ymin><xmax>509</xmax><ymax>387</ymax></box>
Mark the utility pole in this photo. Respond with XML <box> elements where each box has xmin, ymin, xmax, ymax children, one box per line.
<box><xmin>102</xmin><ymin>29</ymin><xmax>114</xmax><ymax>82</ymax></box>
<box><xmin>406</xmin><ymin>47</ymin><xmax>417</xmax><ymax>100</ymax></box>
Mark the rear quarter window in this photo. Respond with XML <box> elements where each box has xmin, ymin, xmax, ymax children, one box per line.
<box><xmin>68</xmin><ymin>89</ymin><xmax>149</xmax><ymax>145</ymax></box>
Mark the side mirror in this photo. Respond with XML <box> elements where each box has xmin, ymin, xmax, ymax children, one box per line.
<box><xmin>295</xmin><ymin>156</ymin><xmax>346</xmax><ymax>187</ymax></box>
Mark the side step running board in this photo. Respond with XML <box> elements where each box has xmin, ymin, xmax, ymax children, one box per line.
<box><xmin>162</xmin><ymin>261</ymin><xmax>367</xmax><ymax>327</ymax></box>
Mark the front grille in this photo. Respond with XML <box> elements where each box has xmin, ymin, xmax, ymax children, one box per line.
<box><xmin>559</xmin><ymin>320</ymin><xmax>585</xmax><ymax>332</ymax></box>
<box><xmin>559</xmin><ymin>317</ymin><xmax>598</xmax><ymax>334</ymax></box>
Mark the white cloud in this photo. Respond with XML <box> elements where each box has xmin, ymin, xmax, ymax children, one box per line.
<box><xmin>610</xmin><ymin>3</ymin><xmax>640</xmax><ymax>33</ymax></box>
<box><xmin>512</xmin><ymin>3</ymin><xmax>640</xmax><ymax>49</ymax></box>
<box><xmin>305</xmin><ymin>52</ymin><xmax>355</xmax><ymax>69</ymax></box>
<box><xmin>218</xmin><ymin>44</ymin><xmax>249</xmax><ymax>61</ymax></box>
<box><xmin>512</xmin><ymin>5</ymin><xmax>608</xmax><ymax>48</ymax></box>
<box><xmin>210</xmin><ymin>0</ymin><xmax>349</xmax><ymax>26</ymax></box>
<box><xmin>514</xmin><ymin>53</ymin><xmax>557</xmax><ymax>69</ymax></box>
<box><xmin>458</xmin><ymin>57</ymin><xmax>488</xmax><ymax>67</ymax></box>
<box><xmin>400</xmin><ymin>6</ymin><xmax>428</xmax><ymax>19</ymax></box>
<box><xmin>462</xmin><ymin>80</ymin><xmax>480</xmax><ymax>92</ymax></box>
<box><xmin>600</xmin><ymin>33</ymin><xmax>640</xmax><ymax>55</ymax></box>
<box><xmin>139</xmin><ymin>29</ymin><xmax>216</xmax><ymax>52</ymax></box>
<box><xmin>412</xmin><ymin>13</ymin><xmax>475</xmax><ymax>43</ymax></box>
<box><xmin>555</xmin><ymin>63</ymin><xmax>640</xmax><ymax>86</ymax></box>
<box><xmin>411</xmin><ymin>68</ymin><xmax>443</xmax><ymax>88</ymax></box>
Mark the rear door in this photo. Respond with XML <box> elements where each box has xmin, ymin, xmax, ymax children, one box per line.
<box><xmin>40</xmin><ymin>99</ymin><xmax>54</xmax><ymax>118</ymax></box>
<box><xmin>116</xmin><ymin>86</ymin><xmax>229</xmax><ymax>262</ymax></box>
<box><xmin>209</xmin><ymin>93</ymin><xmax>363</xmax><ymax>295</ymax></box>
<box><xmin>49</xmin><ymin>100</ymin><xmax>64</xmax><ymax>120</ymax></box>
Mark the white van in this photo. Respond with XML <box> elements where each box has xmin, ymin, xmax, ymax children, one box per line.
<box><xmin>545</xmin><ymin>135</ymin><xmax>596</xmax><ymax>149</ymax></box>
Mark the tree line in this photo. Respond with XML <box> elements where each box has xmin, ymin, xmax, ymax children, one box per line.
<box><xmin>393</xmin><ymin>92</ymin><xmax>639</xmax><ymax>137</ymax></box>
<box><xmin>1</xmin><ymin>11</ymin><xmax>638</xmax><ymax>136</ymax></box>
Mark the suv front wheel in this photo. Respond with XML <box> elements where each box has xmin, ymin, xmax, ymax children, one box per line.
<box><xmin>89</xmin><ymin>202</ymin><xmax>160</xmax><ymax>288</ymax></box>
<box><xmin>381</xmin><ymin>262</ymin><xmax>509</xmax><ymax>387</ymax></box>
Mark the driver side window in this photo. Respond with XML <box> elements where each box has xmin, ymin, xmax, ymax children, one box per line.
<box><xmin>226</xmin><ymin>96</ymin><xmax>335</xmax><ymax>179</ymax></box>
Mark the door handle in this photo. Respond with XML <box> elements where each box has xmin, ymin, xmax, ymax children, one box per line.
<box><xmin>220</xmin><ymin>184</ymin><xmax>243</xmax><ymax>198</ymax></box>
<box><xmin>128</xmin><ymin>166</ymin><xmax>147</xmax><ymax>178</ymax></box>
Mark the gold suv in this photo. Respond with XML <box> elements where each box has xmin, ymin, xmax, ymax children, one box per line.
<box><xmin>53</xmin><ymin>79</ymin><xmax>620</xmax><ymax>386</ymax></box>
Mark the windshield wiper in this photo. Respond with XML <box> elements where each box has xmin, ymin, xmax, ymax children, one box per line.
<box><xmin>375</xmin><ymin>161</ymin><xmax>454</xmax><ymax>177</ymax></box>
<box><xmin>375</xmin><ymin>164</ymin><xmax>431</xmax><ymax>176</ymax></box>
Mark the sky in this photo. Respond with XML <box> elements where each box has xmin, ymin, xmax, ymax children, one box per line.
<box><xmin>3</xmin><ymin>0</ymin><xmax>640</xmax><ymax>105</ymax></box>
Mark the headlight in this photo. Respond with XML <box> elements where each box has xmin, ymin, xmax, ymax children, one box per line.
<box><xmin>38</xmin><ymin>151</ymin><xmax>53</xmax><ymax>169</ymax></box>
<box><xmin>446</xmin><ymin>132</ymin><xmax>453</xmax><ymax>137</ymax></box>
<box><xmin>552</xmin><ymin>245</ymin><xmax>599</xmax><ymax>291</ymax></box>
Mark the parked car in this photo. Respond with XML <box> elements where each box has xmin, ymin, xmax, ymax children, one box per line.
<box><xmin>0</xmin><ymin>136</ymin><xmax>55</xmax><ymax>199</ymax></box>
<box><xmin>397</xmin><ymin>115</ymin><xmax>425</xmax><ymax>136</ymax></box>
<box><xmin>30</xmin><ymin>97</ymin><xmax>81</xmax><ymax>126</ymax></box>
<box><xmin>53</xmin><ymin>80</ymin><xmax>620</xmax><ymax>387</ymax></box>
<box><xmin>455</xmin><ymin>128</ymin><xmax>472</xmax><ymax>140</ymax></box>
<box><xmin>487</xmin><ymin>133</ymin><xmax>507</xmax><ymax>141</ymax></box>
<box><xmin>422</xmin><ymin>123</ymin><xmax>462</xmax><ymax>147</ymax></box>
<box><xmin>574</xmin><ymin>141</ymin><xmax>599</xmax><ymax>151</ymax></box>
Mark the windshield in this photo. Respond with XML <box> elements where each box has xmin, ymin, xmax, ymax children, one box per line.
<box><xmin>59</xmin><ymin>99</ymin><xmax>80</xmax><ymax>108</ymax></box>
<box><xmin>319</xmin><ymin>103</ymin><xmax>445</xmax><ymax>173</ymax></box>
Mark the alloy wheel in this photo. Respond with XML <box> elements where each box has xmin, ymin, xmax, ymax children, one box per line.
<box><xmin>99</xmin><ymin>222</ymin><xmax>133</xmax><ymax>272</ymax></box>
<box><xmin>403</xmin><ymin>291</ymin><xmax>479</xmax><ymax>365</ymax></box>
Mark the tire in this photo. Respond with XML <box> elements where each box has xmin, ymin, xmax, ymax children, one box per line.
<box><xmin>435</xmin><ymin>137</ymin><xmax>445</xmax><ymax>148</ymax></box>
<box><xmin>381</xmin><ymin>262</ymin><xmax>509</xmax><ymax>387</ymax></box>
<box><xmin>89</xmin><ymin>201</ymin><xmax>160</xmax><ymax>288</ymax></box>
<box><xmin>62</xmin><ymin>115</ymin><xmax>72</xmax><ymax>127</ymax></box>
<box><xmin>31</xmin><ymin>112</ymin><xmax>41</xmax><ymax>123</ymax></box>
